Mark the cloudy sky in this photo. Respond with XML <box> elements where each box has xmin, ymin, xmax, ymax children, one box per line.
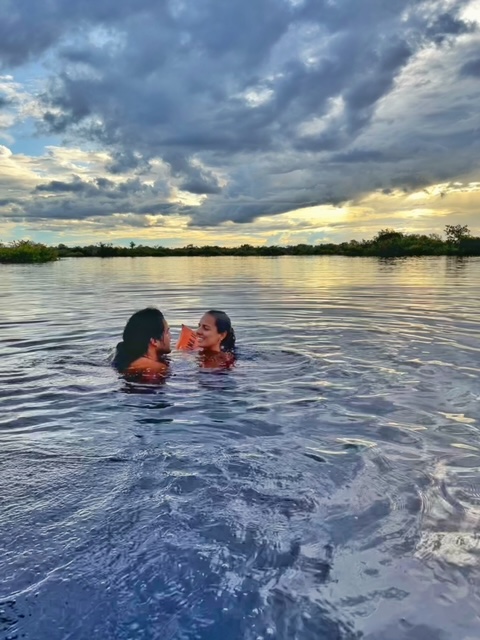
<box><xmin>1</xmin><ymin>0</ymin><xmax>480</xmax><ymax>247</ymax></box>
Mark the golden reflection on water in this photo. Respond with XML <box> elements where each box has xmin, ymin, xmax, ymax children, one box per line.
<box><xmin>41</xmin><ymin>254</ymin><xmax>473</xmax><ymax>292</ymax></box>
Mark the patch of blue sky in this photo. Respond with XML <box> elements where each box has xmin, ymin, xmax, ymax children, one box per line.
<box><xmin>5</xmin><ymin>59</ymin><xmax>61</xmax><ymax>156</ymax></box>
<box><xmin>9</xmin><ymin>119</ymin><xmax>60</xmax><ymax>157</ymax></box>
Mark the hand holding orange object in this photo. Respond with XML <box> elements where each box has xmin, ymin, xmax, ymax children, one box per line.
<box><xmin>176</xmin><ymin>324</ymin><xmax>199</xmax><ymax>350</ymax></box>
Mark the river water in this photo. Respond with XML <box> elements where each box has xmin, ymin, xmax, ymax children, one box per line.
<box><xmin>1</xmin><ymin>256</ymin><xmax>479</xmax><ymax>640</ymax></box>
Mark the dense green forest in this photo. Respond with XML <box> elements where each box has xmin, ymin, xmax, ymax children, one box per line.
<box><xmin>1</xmin><ymin>225</ymin><xmax>479</xmax><ymax>263</ymax></box>
<box><xmin>0</xmin><ymin>240</ymin><xmax>59</xmax><ymax>263</ymax></box>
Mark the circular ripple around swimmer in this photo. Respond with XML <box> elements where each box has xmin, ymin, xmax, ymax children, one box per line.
<box><xmin>415</xmin><ymin>462</ymin><xmax>470</xmax><ymax>531</ymax></box>
<box><xmin>366</xmin><ymin>448</ymin><xmax>428</xmax><ymax>535</ymax></box>
<box><xmin>442</xmin><ymin>467</ymin><xmax>480</xmax><ymax>516</ymax></box>
<box><xmin>239</xmin><ymin>346</ymin><xmax>316</xmax><ymax>380</ymax></box>
<box><xmin>459</xmin><ymin>482</ymin><xmax>480</xmax><ymax>503</ymax></box>
<box><xmin>387</xmin><ymin>471</ymin><xmax>431</xmax><ymax>521</ymax></box>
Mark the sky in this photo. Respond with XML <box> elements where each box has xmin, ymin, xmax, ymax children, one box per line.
<box><xmin>1</xmin><ymin>0</ymin><xmax>480</xmax><ymax>247</ymax></box>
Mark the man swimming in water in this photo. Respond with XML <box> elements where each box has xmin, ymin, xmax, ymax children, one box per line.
<box><xmin>113</xmin><ymin>307</ymin><xmax>171</xmax><ymax>379</ymax></box>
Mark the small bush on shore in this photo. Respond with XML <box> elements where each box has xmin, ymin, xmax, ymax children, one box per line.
<box><xmin>0</xmin><ymin>240</ymin><xmax>58</xmax><ymax>263</ymax></box>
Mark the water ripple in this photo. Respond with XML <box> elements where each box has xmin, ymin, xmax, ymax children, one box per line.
<box><xmin>1</xmin><ymin>256</ymin><xmax>480</xmax><ymax>639</ymax></box>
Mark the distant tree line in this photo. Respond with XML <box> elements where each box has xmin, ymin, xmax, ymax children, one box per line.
<box><xmin>56</xmin><ymin>224</ymin><xmax>480</xmax><ymax>258</ymax></box>
<box><xmin>0</xmin><ymin>240</ymin><xmax>59</xmax><ymax>263</ymax></box>
<box><xmin>1</xmin><ymin>225</ymin><xmax>480</xmax><ymax>263</ymax></box>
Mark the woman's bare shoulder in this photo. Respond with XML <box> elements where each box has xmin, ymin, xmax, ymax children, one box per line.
<box><xmin>199</xmin><ymin>351</ymin><xmax>235</xmax><ymax>369</ymax></box>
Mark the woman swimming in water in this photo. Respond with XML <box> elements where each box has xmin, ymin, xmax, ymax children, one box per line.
<box><xmin>113</xmin><ymin>307</ymin><xmax>171</xmax><ymax>379</ymax></box>
<box><xmin>196</xmin><ymin>309</ymin><xmax>235</xmax><ymax>368</ymax></box>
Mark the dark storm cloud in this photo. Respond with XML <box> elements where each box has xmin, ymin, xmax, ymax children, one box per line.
<box><xmin>425</xmin><ymin>11</ymin><xmax>474</xmax><ymax>43</ymax></box>
<box><xmin>15</xmin><ymin>194</ymin><xmax>180</xmax><ymax>222</ymax></box>
<box><xmin>0</xmin><ymin>0</ymin><xmax>478</xmax><ymax>228</ymax></box>
<box><xmin>33</xmin><ymin>175</ymin><xmax>145</xmax><ymax>198</ymax></box>
<box><xmin>332</xmin><ymin>149</ymin><xmax>385</xmax><ymax>163</ymax></box>
<box><xmin>33</xmin><ymin>175</ymin><xmax>164</xmax><ymax>199</ymax></box>
<box><xmin>0</xmin><ymin>0</ymin><xmax>163</xmax><ymax>67</ymax></box>
<box><xmin>460</xmin><ymin>57</ymin><xmax>480</xmax><ymax>77</ymax></box>
<box><xmin>10</xmin><ymin>175</ymin><xmax>179</xmax><ymax>221</ymax></box>
<box><xmin>34</xmin><ymin>177</ymin><xmax>90</xmax><ymax>193</ymax></box>
<box><xmin>0</xmin><ymin>197</ymin><xmax>19</xmax><ymax>206</ymax></box>
<box><xmin>179</xmin><ymin>179</ymin><xmax>221</xmax><ymax>195</ymax></box>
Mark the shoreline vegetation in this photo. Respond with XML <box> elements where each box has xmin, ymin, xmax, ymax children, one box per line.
<box><xmin>1</xmin><ymin>226</ymin><xmax>479</xmax><ymax>264</ymax></box>
<box><xmin>0</xmin><ymin>240</ymin><xmax>59</xmax><ymax>264</ymax></box>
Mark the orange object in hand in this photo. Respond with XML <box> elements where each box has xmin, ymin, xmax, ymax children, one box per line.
<box><xmin>176</xmin><ymin>325</ymin><xmax>199</xmax><ymax>350</ymax></box>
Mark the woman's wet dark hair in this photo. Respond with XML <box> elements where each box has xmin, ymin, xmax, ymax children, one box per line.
<box><xmin>114</xmin><ymin>307</ymin><xmax>166</xmax><ymax>372</ymax></box>
<box><xmin>207</xmin><ymin>309</ymin><xmax>236</xmax><ymax>353</ymax></box>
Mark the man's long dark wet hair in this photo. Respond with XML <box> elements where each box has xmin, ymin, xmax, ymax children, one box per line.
<box><xmin>207</xmin><ymin>309</ymin><xmax>236</xmax><ymax>353</ymax></box>
<box><xmin>114</xmin><ymin>307</ymin><xmax>166</xmax><ymax>372</ymax></box>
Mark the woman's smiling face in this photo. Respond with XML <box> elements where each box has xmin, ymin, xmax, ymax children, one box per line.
<box><xmin>197</xmin><ymin>313</ymin><xmax>226</xmax><ymax>352</ymax></box>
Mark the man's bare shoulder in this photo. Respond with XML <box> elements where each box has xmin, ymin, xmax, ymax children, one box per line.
<box><xmin>125</xmin><ymin>357</ymin><xmax>169</xmax><ymax>375</ymax></box>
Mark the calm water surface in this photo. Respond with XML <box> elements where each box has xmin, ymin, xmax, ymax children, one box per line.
<box><xmin>1</xmin><ymin>256</ymin><xmax>480</xmax><ymax>640</ymax></box>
